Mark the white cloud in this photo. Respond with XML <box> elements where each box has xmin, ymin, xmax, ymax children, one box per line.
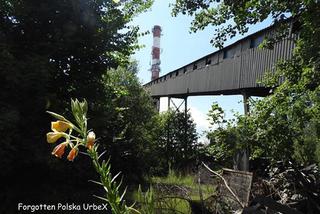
<box><xmin>158</xmin><ymin>98</ymin><xmax>213</xmax><ymax>144</ymax></box>
<box><xmin>188</xmin><ymin>106</ymin><xmax>210</xmax><ymax>133</ymax></box>
<box><xmin>159</xmin><ymin>97</ymin><xmax>168</xmax><ymax>112</ymax></box>
<box><xmin>188</xmin><ymin>106</ymin><xmax>212</xmax><ymax>144</ymax></box>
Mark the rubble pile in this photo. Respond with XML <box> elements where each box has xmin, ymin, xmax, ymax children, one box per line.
<box><xmin>249</xmin><ymin>162</ymin><xmax>320</xmax><ymax>213</ymax></box>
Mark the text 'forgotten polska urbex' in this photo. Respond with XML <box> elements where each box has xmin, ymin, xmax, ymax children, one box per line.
<box><xmin>18</xmin><ymin>203</ymin><xmax>108</xmax><ymax>212</ymax></box>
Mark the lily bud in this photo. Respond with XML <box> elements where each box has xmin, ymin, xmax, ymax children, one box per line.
<box><xmin>51</xmin><ymin>121</ymin><xmax>73</xmax><ymax>132</ymax></box>
<box><xmin>51</xmin><ymin>143</ymin><xmax>67</xmax><ymax>158</ymax></box>
<box><xmin>67</xmin><ymin>147</ymin><xmax>78</xmax><ymax>161</ymax></box>
<box><xmin>46</xmin><ymin>132</ymin><xmax>65</xmax><ymax>143</ymax></box>
<box><xmin>86</xmin><ymin>131</ymin><xmax>96</xmax><ymax>150</ymax></box>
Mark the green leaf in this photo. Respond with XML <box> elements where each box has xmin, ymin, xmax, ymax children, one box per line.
<box><xmin>46</xmin><ymin>111</ymin><xmax>68</xmax><ymax>122</ymax></box>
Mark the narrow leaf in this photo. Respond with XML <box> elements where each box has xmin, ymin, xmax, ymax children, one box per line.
<box><xmin>98</xmin><ymin>150</ymin><xmax>107</xmax><ymax>160</ymax></box>
<box><xmin>88</xmin><ymin>180</ymin><xmax>103</xmax><ymax>186</ymax></box>
<box><xmin>46</xmin><ymin>111</ymin><xmax>68</xmax><ymax>121</ymax></box>
<box><xmin>111</xmin><ymin>172</ymin><xmax>121</xmax><ymax>183</ymax></box>
<box><xmin>119</xmin><ymin>186</ymin><xmax>127</xmax><ymax>201</ymax></box>
<box><xmin>93</xmin><ymin>195</ymin><xmax>109</xmax><ymax>202</ymax></box>
<box><xmin>127</xmin><ymin>206</ymin><xmax>140</xmax><ymax>214</ymax></box>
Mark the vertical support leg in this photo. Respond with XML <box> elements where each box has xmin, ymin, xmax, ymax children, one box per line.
<box><xmin>242</xmin><ymin>93</ymin><xmax>250</xmax><ymax>171</ymax></box>
<box><xmin>167</xmin><ymin>96</ymin><xmax>171</xmax><ymax>169</ymax></box>
<box><xmin>184</xmin><ymin>97</ymin><xmax>188</xmax><ymax>153</ymax></box>
<box><xmin>234</xmin><ymin>92</ymin><xmax>250</xmax><ymax>171</ymax></box>
<box><xmin>184</xmin><ymin>97</ymin><xmax>188</xmax><ymax>117</ymax></box>
<box><xmin>243</xmin><ymin>93</ymin><xmax>250</xmax><ymax>116</ymax></box>
<box><xmin>153</xmin><ymin>97</ymin><xmax>160</xmax><ymax>112</ymax></box>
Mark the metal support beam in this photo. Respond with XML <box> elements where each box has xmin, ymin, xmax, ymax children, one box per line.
<box><xmin>184</xmin><ymin>97</ymin><xmax>188</xmax><ymax>117</ymax></box>
<box><xmin>167</xmin><ymin>96</ymin><xmax>171</xmax><ymax>167</ymax></box>
<box><xmin>153</xmin><ymin>98</ymin><xmax>160</xmax><ymax>112</ymax></box>
<box><xmin>243</xmin><ymin>93</ymin><xmax>250</xmax><ymax>115</ymax></box>
<box><xmin>169</xmin><ymin>97</ymin><xmax>187</xmax><ymax>114</ymax></box>
<box><xmin>184</xmin><ymin>97</ymin><xmax>188</xmax><ymax>151</ymax></box>
<box><xmin>234</xmin><ymin>92</ymin><xmax>250</xmax><ymax>171</ymax></box>
<box><xmin>165</xmin><ymin>97</ymin><xmax>189</xmax><ymax>168</ymax></box>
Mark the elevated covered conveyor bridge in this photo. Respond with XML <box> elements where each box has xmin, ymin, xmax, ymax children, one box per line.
<box><xmin>144</xmin><ymin>25</ymin><xmax>296</xmax><ymax>99</ymax></box>
<box><xmin>144</xmin><ymin>24</ymin><xmax>297</xmax><ymax>171</ymax></box>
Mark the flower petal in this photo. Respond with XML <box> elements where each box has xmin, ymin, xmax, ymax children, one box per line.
<box><xmin>52</xmin><ymin>143</ymin><xmax>67</xmax><ymax>158</ymax></box>
<box><xmin>86</xmin><ymin>131</ymin><xmax>96</xmax><ymax>150</ymax></box>
<box><xmin>51</xmin><ymin>121</ymin><xmax>73</xmax><ymax>132</ymax></box>
<box><xmin>46</xmin><ymin>132</ymin><xmax>65</xmax><ymax>143</ymax></box>
<box><xmin>67</xmin><ymin>148</ymin><xmax>78</xmax><ymax>161</ymax></box>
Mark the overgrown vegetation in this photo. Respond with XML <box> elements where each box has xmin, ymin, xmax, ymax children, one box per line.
<box><xmin>149</xmin><ymin>110</ymin><xmax>203</xmax><ymax>175</ymax></box>
<box><xmin>46</xmin><ymin>99</ymin><xmax>139</xmax><ymax>213</ymax></box>
<box><xmin>135</xmin><ymin>168</ymin><xmax>216</xmax><ymax>214</ymax></box>
<box><xmin>150</xmin><ymin>168</ymin><xmax>195</xmax><ymax>187</ymax></box>
<box><xmin>173</xmin><ymin>0</ymin><xmax>320</xmax><ymax>167</ymax></box>
<box><xmin>173</xmin><ymin>0</ymin><xmax>320</xmax><ymax>212</ymax></box>
<box><xmin>0</xmin><ymin>0</ymin><xmax>154</xmax><ymax>211</ymax></box>
<box><xmin>2</xmin><ymin>0</ymin><xmax>320</xmax><ymax>213</ymax></box>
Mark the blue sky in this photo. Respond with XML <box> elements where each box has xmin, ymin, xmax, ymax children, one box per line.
<box><xmin>131</xmin><ymin>0</ymin><xmax>272</xmax><ymax>141</ymax></box>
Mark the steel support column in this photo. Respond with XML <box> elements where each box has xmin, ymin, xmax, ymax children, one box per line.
<box><xmin>234</xmin><ymin>92</ymin><xmax>250</xmax><ymax>171</ymax></box>
<box><xmin>153</xmin><ymin>98</ymin><xmax>160</xmax><ymax>112</ymax></box>
<box><xmin>184</xmin><ymin>97</ymin><xmax>188</xmax><ymax>153</ymax></box>
<box><xmin>184</xmin><ymin>97</ymin><xmax>188</xmax><ymax>118</ymax></box>
<box><xmin>243</xmin><ymin>93</ymin><xmax>250</xmax><ymax>115</ymax></box>
<box><xmin>166</xmin><ymin>97</ymin><xmax>189</xmax><ymax>168</ymax></box>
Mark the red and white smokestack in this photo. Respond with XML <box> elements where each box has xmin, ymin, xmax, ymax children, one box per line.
<box><xmin>151</xmin><ymin>25</ymin><xmax>162</xmax><ymax>81</ymax></box>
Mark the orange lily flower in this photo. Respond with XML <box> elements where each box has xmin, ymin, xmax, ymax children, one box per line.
<box><xmin>52</xmin><ymin>143</ymin><xmax>67</xmax><ymax>158</ymax></box>
<box><xmin>51</xmin><ymin>120</ymin><xmax>73</xmax><ymax>132</ymax></box>
<box><xmin>86</xmin><ymin>131</ymin><xmax>96</xmax><ymax>150</ymax></box>
<box><xmin>67</xmin><ymin>147</ymin><xmax>78</xmax><ymax>161</ymax></box>
<box><xmin>46</xmin><ymin>132</ymin><xmax>65</xmax><ymax>143</ymax></box>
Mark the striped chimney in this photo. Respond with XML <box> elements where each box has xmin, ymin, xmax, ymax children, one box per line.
<box><xmin>151</xmin><ymin>25</ymin><xmax>162</xmax><ymax>81</ymax></box>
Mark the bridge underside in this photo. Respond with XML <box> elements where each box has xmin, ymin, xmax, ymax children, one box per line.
<box><xmin>151</xmin><ymin>87</ymin><xmax>271</xmax><ymax>99</ymax></box>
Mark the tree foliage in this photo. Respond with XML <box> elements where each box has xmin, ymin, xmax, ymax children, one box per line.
<box><xmin>181</xmin><ymin>1</ymin><xmax>320</xmax><ymax>166</ymax></box>
<box><xmin>171</xmin><ymin>0</ymin><xmax>313</xmax><ymax>48</ymax></box>
<box><xmin>152</xmin><ymin>110</ymin><xmax>199</xmax><ymax>174</ymax></box>
<box><xmin>0</xmin><ymin>0</ymin><xmax>153</xmax><ymax>211</ymax></box>
<box><xmin>206</xmin><ymin>103</ymin><xmax>258</xmax><ymax>168</ymax></box>
<box><xmin>97</xmin><ymin>62</ymin><xmax>159</xmax><ymax>182</ymax></box>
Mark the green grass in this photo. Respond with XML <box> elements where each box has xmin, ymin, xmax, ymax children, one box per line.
<box><xmin>156</xmin><ymin>198</ymin><xmax>191</xmax><ymax>213</ymax></box>
<box><xmin>149</xmin><ymin>168</ymin><xmax>216</xmax><ymax>199</ymax></box>
<box><xmin>150</xmin><ymin>168</ymin><xmax>195</xmax><ymax>187</ymax></box>
<box><xmin>131</xmin><ymin>169</ymin><xmax>217</xmax><ymax>213</ymax></box>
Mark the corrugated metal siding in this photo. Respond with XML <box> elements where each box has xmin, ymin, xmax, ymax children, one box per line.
<box><xmin>146</xmin><ymin>28</ymin><xmax>297</xmax><ymax>97</ymax></box>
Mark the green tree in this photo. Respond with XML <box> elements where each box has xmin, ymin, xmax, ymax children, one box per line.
<box><xmin>206</xmin><ymin>103</ymin><xmax>258</xmax><ymax>168</ymax></box>
<box><xmin>96</xmin><ymin>62</ymin><xmax>159</xmax><ymax>182</ymax></box>
<box><xmin>154</xmin><ymin>110</ymin><xmax>199</xmax><ymax>173</ymax></box>
<box><xmin>172</xmin><ymin>0</ymin><xmax>310</xmax><ymax>48</ymax></box>
<box><xmin>172</xmin><ymin>0</ymin><xmax>320</xmax><ymax>166</ymax></box>
<box><xmin>0</xmin><ymin>0</ymin><xmax>153</xmax><ymax>211</ymax></box>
